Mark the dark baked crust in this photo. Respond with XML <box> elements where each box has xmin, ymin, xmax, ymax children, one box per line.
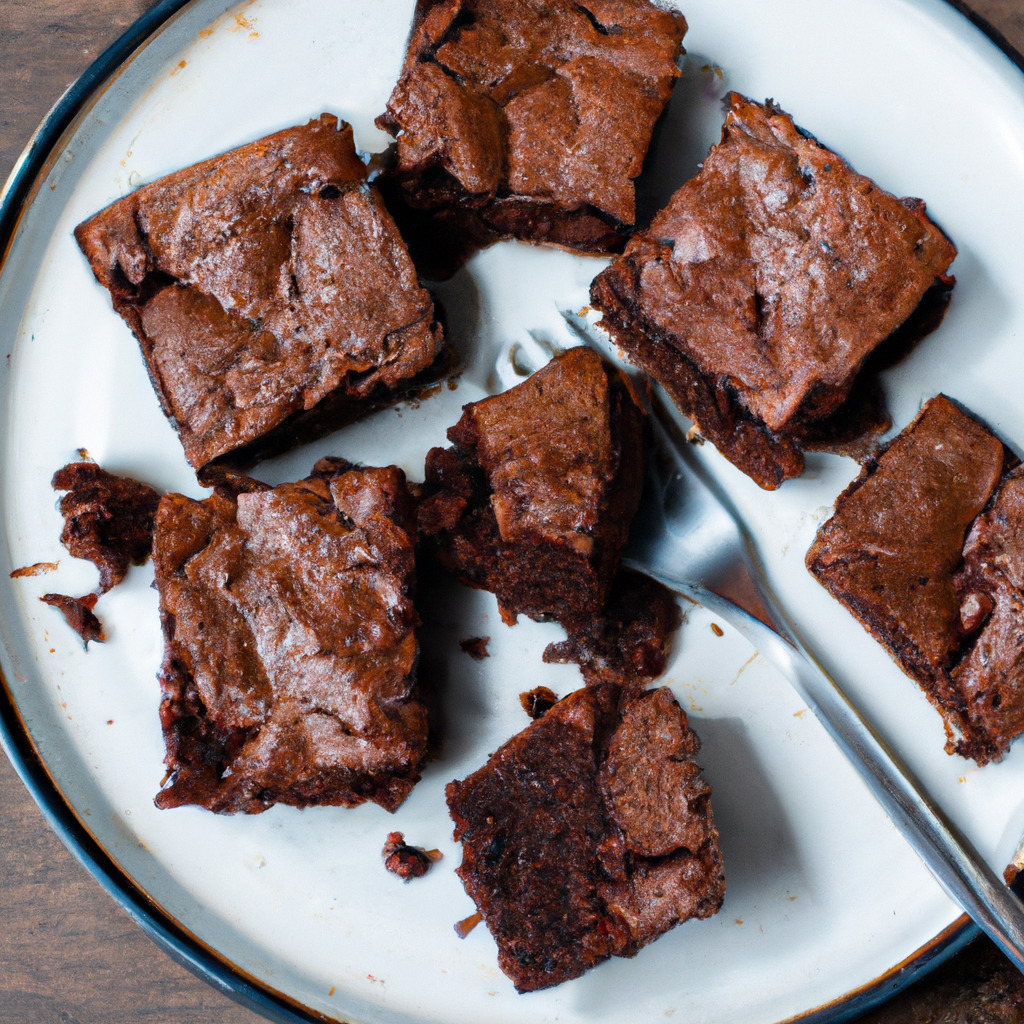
<box><xmin>417</xmin><ymin>346</ymin><xmax>645</xmax><ymax>626</ymax></box>
<box><xmin>446</xmin><ymin>683</ymin><xmax>724</xmax><ymax>992</ymax></box>
<box><xmin>592</xmin><ymin>94</ymin><xmax>957</xmax><ymax>489</ymax></box>
<box><xmin>152</xmin><ymin>458</ymin><xmax>428</xmax><ymax>813</ymax></box>
<box><xmin>75</xmin><ymin>116</ymin><xmax>445</xmax><ymax>471</ymax></box>
<box><xmin>376</xmin><ymin>0</ymin><xmax>687</xmax><ymax>276</ymax></box>
<box><xmin>806</xmin><ymin>395</ymin><xmax>1024</xmax><ymax>764</ymax></box>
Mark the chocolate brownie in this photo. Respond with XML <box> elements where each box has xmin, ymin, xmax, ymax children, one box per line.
<box><xmin>376</xmin><ymin>0</ymin><xmax>687</xmax><ymax>276</ymax></box>
<box><xmin>447</xmin><ymin>683</ymin><xmax>724</xmax><ymax>991</ymax></box>
<box><xmin>51</xmin><ymin>462</ymin><xmax>161</xmax><ymax>593</ymax></box>
<box><xmin>951</xmin><ymin>468</ymin><xmax>1024</xmax><ymax>763</ymax></box>
<box><xmin>591</xmin><ymin>94</ymin><xmax>957</xmax><ymax>489</ymax></box>
<box><xmin>36</xmin><ymin>462</ymin><xmax>162</xmax><ymax>645</ymax></box>
<box><xmin>417</xmin><ymin>346</ymin><xmax>645</xmax><ymax>626</ymax></box>
<box><xmin>543</xmin><ymin>568</ymin><xmax>682</xmax><ymax>687</ymax></box>
<box><xmin>807</xmin><ymin>395</ymin><xmax>1024</xmax><ymax>764</ymax></box>
<box><xmin>152</xmin><ymin>457</ymin><xmax>428</xmax><ymax>813</ymax></box>
<box><xmin>75</xmin><ymin>115</ymin><xmax>445</xmax><ymax>472</ymax></box>
<box><xmin>40</xmin><ymin>593</ymin><xmax>105</xmax><ymax>646</ymax></box>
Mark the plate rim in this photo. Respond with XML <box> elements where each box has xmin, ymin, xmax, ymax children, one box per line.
<box><xmin>1</xmin><ymin>0</ymin><xmax>1021</xmax><ymax>1020</ymax></box>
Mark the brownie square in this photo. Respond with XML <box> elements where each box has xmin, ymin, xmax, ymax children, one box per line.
<box><xmin>152</xmin><ymin>458</ymin><xmax>428</xmax><ymax>813</ymax></box>
<box><xmin>417</xmin><ymin>346</ymin><xmax>645</xmax><ymax>626</ymax></box>
<box><xmin>591</xmin><ymin>94</ymin><xmax>957</xmax><ymax>489</ymax></box>
<box><xmin>542</xmin><ymin>568</ymin><xmax>683</xmax><ymax>686</ymax></box>
<box><xmin>376</xmin><ymin>0</ymin><xmax>687</xmax><ymax>275</ymax></box>
<box><xmin>447</xmin><ymin>683</ymin><xmax>725</xmax><ymax>992</ymax></box>
<box><xmin>950</xmin><ymin>467</ymin><xmax>1024</xmax><ymax>763</ymax></box>
<box><xmin>807</xmin><ymin>394</ymin><xmax>1024</xmax><ymax>764</ymax></box>
<box><xmin>75</xmin><ymin>115</ymin><xmax>445</xmax><ymax>472</ymax></box>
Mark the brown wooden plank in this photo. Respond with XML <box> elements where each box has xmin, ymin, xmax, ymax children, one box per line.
<box><xmin>1</xmin><ymin>10</ymin><xmax>268</xmax><ymax>1024</ymax></box>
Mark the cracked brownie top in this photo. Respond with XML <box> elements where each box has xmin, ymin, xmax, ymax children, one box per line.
<box><xmin>591</xmin><ymin>94</ymin><xmax>957</xmax><ymax>488</ymax></box>
<box><xmin>376</xmin><ymin>0</ymin><xmax>687</xmax><ymax>270</ymax></box>
<box><xmin>75</xmin><ymin>115</ymin><xmax>444</xmax><ymax>471</ymax></box>
<box><xmin>806</xmin><ymin>395</ymin><xmax>1024</xmax><ymax>764</ymax></box>
<box><xmin>152</xmin><ymin>457</ymin><xmax>428</xmax><ymax>813</ymax></box>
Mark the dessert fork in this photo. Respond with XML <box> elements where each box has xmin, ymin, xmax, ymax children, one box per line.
<box><xmin>555</xmin><ymin>309</ymin><xmax>1024</xmax><ymax>975</ymax></box>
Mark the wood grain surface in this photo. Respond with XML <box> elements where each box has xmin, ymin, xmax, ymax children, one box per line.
<box><xmin>2</xmin><ymin>1</ymin><xmax>1023</xmax><ymax>1022</ymax></box>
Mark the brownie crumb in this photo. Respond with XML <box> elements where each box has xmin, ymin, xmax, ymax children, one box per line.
<box><xmin>519</xmin><ymin>686</ymin><xmax>559</xmax><ymax>719</ymax></box>
<box><xmin>51</xmin><ymin>462</ymin><xmax>161</xmax><ymax>593</ymax></box>
<box><xmin>382</xmin><ymin>831</ymin><xmax>442</xmax><ymax>881</ymax></box>
<box><xmin>454</xmin><ymin>911</ymin><xmax>483</xmax><ymax>938</ymax></box>
<box><xmin>9</xmin><ymin>561</ymin><xmax>59</xmax><ymax>579</ymax></box>
<box><xmin>40</xmin><ymin>593</ymin><xmax>105</xmax><ymax>646</ymax></box>
<box><xmin>458</xmin><ymin>636</ymin><xmax>490</xmax><ymax>661</ymax></box>
<box><xmin>544</xmin><ymin>570</ymin><xmax>682</xmax><ymax>687</ymax></box>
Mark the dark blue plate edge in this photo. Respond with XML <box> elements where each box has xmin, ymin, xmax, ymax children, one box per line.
<box><xmin>0</xmin><ymin>0</ymin><xmax>182</xmax><ymax>260</ymax></box>
<box><xmin>0</xmin><ymin>6</ymin><xmax>341</xmax><ymax>1020</ymax></box>
<box><xmin>0</xmin><ymin>682</ymin><xmax>326</xmax><ymax>1024</ymax></box>
<box><xmin>0</xmin><ymin>0</ymin><xmax>1021</xmax><ymax>1021</ymax></box>
<box><xmin>944</xmin><ymin>0</ymin><xmax>1024</xmax><ymax>69</ymax></box>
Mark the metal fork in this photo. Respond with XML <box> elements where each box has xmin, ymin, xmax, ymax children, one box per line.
<box><xmin>556</xmin><ymin>309</ymin><xmax>1024</xmax><ymax>974</ymax></box>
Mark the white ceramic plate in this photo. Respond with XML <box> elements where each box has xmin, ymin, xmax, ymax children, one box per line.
<box><xmin>2</xmin><ymin>1</ymin><xmax>1024</xmax><ymax>1021</ymax></box>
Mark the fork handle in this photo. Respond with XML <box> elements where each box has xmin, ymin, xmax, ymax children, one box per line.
<box><xmin>698</xmin><ymin>586</ymin><xmax>1024</xmax><ymax>973</ymax></box>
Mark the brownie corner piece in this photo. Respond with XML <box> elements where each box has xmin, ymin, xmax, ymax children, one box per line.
<box><xmin>446</xmin><ymin>683</ymin><xmax>724</xmax><ymax>992</ymax></box>
<box><xmin>591</xmin><ymin>93</ymin><xmax>957</xmax><ymax>489</ymax></box>
<box><xmin>806</xmin><ymin>394</ymin><xmax>1024</xmax><ymax>764</ymax></box>
<box><xmin>152</xmin><ymin>458</ymin><xmax>427</xmax><ymax>813</ymax></box>
<box><xmin>74</xmin><ymin>114</ymin><xmax>445</xmax><ymax>471</ymax></box>
<box><xmin>417</xmin><ymin>346</ymin><xmax>645</xmax><ymax>626</ymax></box>
<box><xmin>376</xmin><ymin>0</ymin><xmax>687</xmax><ymax>274</ymax></box>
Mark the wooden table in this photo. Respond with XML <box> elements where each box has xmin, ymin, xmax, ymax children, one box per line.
<box><xmin>2</xmin><ymin>1</ymin><xmax>1024</xmax><ymax>1021</ymax></box>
